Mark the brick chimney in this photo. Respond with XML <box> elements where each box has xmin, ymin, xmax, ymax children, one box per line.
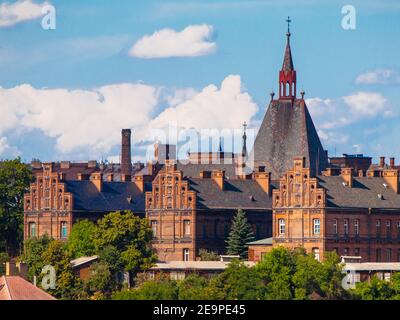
<box><xmin>134</xmin><ymin>175</ymin><xmax>144</xmax><ymax>192</ymax></box>
<box><xmin>106</xmin><ymin>174</ymin><xmax>114</xmax><ymax>182</ymax></box>
<box><xmin>253</xmin><ymin>172</ymin><xmax>271</xmax><ymax>194</ymax></box>
<box><xmin>90</xmin><ymin>172</ymin><xmax>103</xmax><ymax>192</ymax></box>
<box><xmin>121</xmin><ymin>129</ymin><xmax>132</xmax><ymax>176</ymax></box>
<box><xmin>211</xmin><ymin>170</ymin><xmax>225</xmax><ymax>190</ymax></box>
<box><xmin>390</xmin><ymin>157</ymin><xmax>395</xmax><ymax>168</ymax></box>
<box><xmin>121</xmin><ymin>174</ymin><xmax>131</xmax><ymax>182</ymax></box>
<box><xmin>380</xmin><ymin>156</ymin><xmax>385</xmax><ymax>168</ymax></box>
<box><xmin>383</xmin><ymin>169</ymin><xmax>399</xmax><ymax>194</ymax></box>
<box><xmin>341</xmin><ymin>168</ymin><xmax>353</xmax><ymax>187</ymax></box>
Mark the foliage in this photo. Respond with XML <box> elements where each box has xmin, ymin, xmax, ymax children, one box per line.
<box><xmin>67</xmin><ymin>220</ymin><xmax>97</xmax><ymax>258</ymax></box>
<box><xmin>20</xmin><ymin>234</ymin><xmax>53</xmax><ymax>281</ymax></box>
<box><xmin>226</xmin><ymin>209</ymin><xmax>254</xmax><ymax>259</ymax></box>
<box><xmin>85</xmin><ymin>261</ymin><xmax>115</xmax><ymax>296</ymax></box>
<box><xmin>351</xmin><ymin>273</ymin><xmax>400</xmax><ymax>300</ymax></box>
<box><xmin>177</xmin><ymin>274</ymin><xmax>209</xmax><ymax>300</ymax></box>
<box><xmin>198</xmin><ymin>249</ymin><xmax>220</xmax><ymax>261</ymax></box>
<box><xmin>93</xmin><ymin>211</ymin><xmax>157</xmax><ymax>278</ymax></box>
<box><xmin>0</xmin><ymin>158</ymin><xmax>33</xmax><ymax>255</ymax></box>
<box><xmin>0</xmin><ymin>252</ymin><xmax>9</xmax><ymax>275</ymax></box>
<box><xmin>113</xmin><ymin>280</ymin><xmax>178</xmax><ymax>300</ymax></box>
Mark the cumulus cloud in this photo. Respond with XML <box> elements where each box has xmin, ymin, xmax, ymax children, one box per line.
<box><xmin>129</xmin><ymin>24</ymin><xmax>216</xmax><ymax>58</ymax></box>
<box><xmin>343</xmin><ymin>91</ymin><xmax>389</xmax><ymax>117</ymax></box>
<box><xmin>356</xmin><ymin>69</ymin><xmax>400</xmax><ymax>85</ymax></box>
<box><xmin>150</xmin><ymin>75</ymin><xmax>258</xmax><ymax>131</ymax></box>
<box><xmin>0</xmin><ymin>83</ymin><xmax>158</xmax><ymax>155</ymax></box>
<box><xmin>0</xmin><ymin>0</ymin><xmax>48</xmax><ymax>27</ymax></box>
<box><xmin>0</xmin><ymin>75</ymin><xmax>258</xmax><ymax>159</ymax></box>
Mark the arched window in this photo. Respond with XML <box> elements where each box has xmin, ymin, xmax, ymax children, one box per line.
<box><xmin>286</xmin><ymin>82</ymin><xmax>290</xmax><ymax>96</ymax></box>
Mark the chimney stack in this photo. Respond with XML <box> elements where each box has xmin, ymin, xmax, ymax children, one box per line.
<box><xmin>341</xmin><ymin>168</ymin><xmax>353</xmax><ymax>187</ymax></box>
<box><xmin>253</xmin><ymin>172</ymin><xmax>271</xmax><ymax>194</ymax></box>
<box><xmin>390</xmin><ymin>157</ymin><xmax>395</xmax><ymax>168</ymax></box>
<box><xmin>383</xmin><ymin>169</ymin><xmax>399</xmax><ymax>194</ymax></box>
<box><xmin>380</xmin><ymin>156</ymin><xmax>385</xmax><ymax>168</ymax></box>
<box><xmin>90</xmin><ymin>172</ymin><xmax>103</xmax><ymax>192</ymax></box>
<box><xmin>107</xmin><ymin>174</ymin><xmax>114</xmax><ymax>182</ymax></box>
<box><xmin>134</xmin><ymin>175</ymin><xmax>144</xmax><ymax>192</ymax></box>
<box><xmin>121</xmin><ymin>129</ymin><xmax>132</xmax><ymax>176</ymax></box>
<box><xmin>211</xmin><ymin>170</ymin><xmax>225</xmax><ymax>190</ymax></box>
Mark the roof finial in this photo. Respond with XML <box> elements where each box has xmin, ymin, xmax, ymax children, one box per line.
<box><xmin>218</xmin><ymin>136</ymin><xmax>223</xmax><ymax>153</ymax></box>
<box><xmin>242</xmin><ymin>121</ymin><xmax>248</xmax><ymax>158</ymax></box>
<box><xmin>286</xmin><ymin>16</ymin><xmax>291</xmax><ymax>36</ymax></box>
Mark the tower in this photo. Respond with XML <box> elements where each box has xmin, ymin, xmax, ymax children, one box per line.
<box><xmin>121</xmin><ymin>129</ymin><xmax>132</xmax><ymax>176</ymax></box>
<box><xmin>250</xmin><ymin>18</ymin><xmax>328</xmax><ymax>179</ymax></box>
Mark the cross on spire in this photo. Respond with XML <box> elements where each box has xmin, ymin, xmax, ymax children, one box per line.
<box><xmin>286</xmin><ymin>16</ymin><xmax>291</xmax><ymax>34</ymax></box>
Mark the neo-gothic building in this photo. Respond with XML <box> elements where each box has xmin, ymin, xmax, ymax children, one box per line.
<box><xmin>24</xmin><ymin>23</ymin><xmax>400</xmax><ymax>263</ymax></box>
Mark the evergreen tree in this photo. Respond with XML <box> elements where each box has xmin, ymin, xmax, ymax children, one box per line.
<box><xmin>226</xmin><ymin>209</ymin><xmax>254</xmax><ymax>259</ymax></box>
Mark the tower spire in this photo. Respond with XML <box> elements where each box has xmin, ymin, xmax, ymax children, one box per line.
<box><xmin>242</xmin><ymin>121</ymin><xmax>248</xmax><ymax>158</ymax></box>
<box><xmin>279</xmin><ymin>16</ymin><xmax>296</xmax><ymax>100</ymax></box>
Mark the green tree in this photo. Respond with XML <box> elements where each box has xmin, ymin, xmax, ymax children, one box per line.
<box><xmin>20</xmin><ymin>234</ymin><xmax>53</xmax><ymax>281</ymax></box>
<box><xmin>352</xmin><ymin>276</ymin><xmax>394</xmax><ymax>300</ymax></box>
<box><xmin>207</xmin><ymin>259</ymin><xmax>264</xmax><ymax>300</ymax></box>
<box><xmin>41</xmin><ymin>240</ymin><xmax>82</xmax><ymax>299</ymax></box>
<box><xmin>113</xmin><ymin>280</ymin><xmax>178</xmax><ymax>300</ymax></box>
<box><xmin>0</xmin><ymin>158</ymin><xmax>33</xmax><ymax>255</ymax></box>
<box><xmin>67</xmin><ymin>220</ymin><xmax>97</xmax><ymax>258</ymax></box>
<box><xmin>226</xmin><ymin>209</ymin><xmax>254</xmax><ymax>259</ymax></box>
<box><xmin>86</xmin><ymin>261</ymin><xmax>115</xmax><ymax>297</ymax></box>
<box><xmin>93</xmin><ymin>211</ymin><xmax>157</xmax><ymax>282</ymax></box>
<box><xmin>177</xmin><ymin>273</ymin><xmax>209</xmax><ymax>300</ymax></box>
<box><xmin>198</xmin><ymin>249</ymin><xmax>220</xmax><ymax>261</ymax></box>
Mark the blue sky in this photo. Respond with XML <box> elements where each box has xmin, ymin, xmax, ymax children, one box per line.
<box><xmin>0</xmin><ymin>0</ymin><xmax>399</xmax><ymax>164</ymax></box>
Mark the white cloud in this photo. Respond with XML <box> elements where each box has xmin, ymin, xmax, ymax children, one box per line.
<box><xmin>0</xmin><ymin>137</ymin><xmax>9</xmax><ymax>155</ymax></box>
<box><xmin>343</xmin><ymin>91</ymin><xmax>388</xmax><ymax>117</ymax></box>
<box><xmin>129</xmin><ymin>24</ymin><xmax>216</xmax><ymax>58</ymax></box>
<box><xmin>0</xmin><ymin>75</ymin><xmax>258</xmax><ymax>159</ymax></box>
<box><xmin>356</xmin><ymin>69</ymin><xmax>400</xmax><ymax>85</ymax></box>
<box><xmin>0</xmin><ymin>0</ymin><xmax>48</xmax><ymax>27</ymax></box>
<box><xmin>0</xmin><ymin>83</ymin><xmax>159</xmax><ymax>155</ymax></box>
<box><xmin>150</xmin><ymin>75</ymin><xmax>258</xmax><ymax>131</ymax></box>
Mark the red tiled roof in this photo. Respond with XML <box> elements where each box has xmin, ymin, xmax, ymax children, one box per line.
<box><xmin>0</xmin><ymin>276</ymin><xmax>56</xmax><ymax>300</ymax></box>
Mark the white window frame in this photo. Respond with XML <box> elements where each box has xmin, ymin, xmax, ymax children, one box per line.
<box><xmin>184</xmin><ymin>220</ymin><xmax>191</xmax><ymax>236</ymax></box>
<box><xmin>278</xmin><ymin>219</ymin><xmax>286</xmax><ymax>236</ymax></box>
<box><xmin>183</xmin><ymin>248</ymin><xmax>190</xmax><ymax>261</ymax></box>
<box><xmin>344</xmin><ymin>219</ymin><xmax>349</xmax><ymax>235</ymax></box>
<box><xmin>313</xmin><ymin>219</ymin><xmax>320</xmax><ymax>235</ymax></box>
<box><xmin>333</xmin><ymin>219</ymin><xmax>338</xmax><ymax>235</ymax></box>
<box><xmin>60</xmin><ymin>222</ymin><xmax>68</xmax><ymax>238</ymax></box>
<box><xmin>355</xmin><ymin>219</ymin><xmax>359</xmax><ymax>235</ymax></box>
<box><xmin>29</xmin><ymin>222</ymin><xmax>36</xmax><ymax>237</ymax></box>
<box><xmin>151</xmin><ymin>220</ymin><xmax>158</xmax><ymax>237</ymax></box>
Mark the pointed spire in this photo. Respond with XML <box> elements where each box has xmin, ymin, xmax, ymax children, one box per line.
<box><xmin>242</xmin><ymin>121</ymin><xmax>248</xmax><ymax>158</ymax></box>
<box><xmin>218</xmin><ymin>137</ymin><xmax>223</xmax><ymax>153</ymax></box>
<box><xmin>282</xmin><ymin>16</ymin><xmax>294</xmax><ymax>72</ymax></box>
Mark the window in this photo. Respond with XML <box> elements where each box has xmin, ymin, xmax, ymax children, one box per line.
<box><xmin>333</xmin><ymin>219</ymin><xmax>338</xmax><ymax>235</ymax></box>
<box><xmin>376</xmin><ymin>248</ymin><xmax>381</xmax><ymax>262</ymax></box>
<box><xmin>278</xmin><ymin>219</ymin><xmax>286</xmax><ymax>236</ymax></box>
<box><xmin>183</xmin><ymin>249</ymin><xmax>190</xmax><ymax>262</ymax></box>
<box><xmin>344</xmin><ymin>248</ymin><xmax>349</xmax><ymax>256</ymax></box>
<box><xmin>387</xmin><ymin>248</ymin><xmax>392</xmax><ymax>262</ymax></box>
<box><xmin>376</xmin><ymin>220</ymin><xmax>381</xmax><ymax>236</ymax></box>
<box><xmin>354</xmin><ymin>219</ymin><xmax>359</xmax><ymax>236</ymax></box>
<box><xmin>170</xmin><ymin>271</ymin><xmax>185</xmax><ymax>281</ymax></box>
<box><xmin>354</xmin><ymin>248</ymin><xmax>360</xmax><ymax>256</ymax></box>
<box><xmin>313</xmin><ymin>219</ymin><xmax>320</xmax><ymax>235</ymax></box>
<box><xmin>397</xmin><ymin>221</ymin><xmax>400</xmax><ymax>238</ymax></box>
<box><xmin>386</xmin><ymin>220</ymin><xmax>392</xmax><ymax>237</ymax></box>
<box><xmin>344</xmin><ymin>219</ymin><xmax>349</xmax><ymax>235</ymax></box>
<box><xmin>313</xmin><ymin>247</ymin><xmax>320</xmax><ymax>262</ymax></box>
<box><xmin>397</xmin><ymin>249</ymin><xmax>400</xmax><ymax>262</ymax></box>
<box><xmin>184</xmin><ymin>220</ymin><xmax>191</xmax><ymax>236</ymax></box>
<box><xmin>151</xmin><ymin>220</ymin><xmax>158</xmax><ymax>237</ymax></box>
<box><xmin>60</xmin><ymin>222</ymin><xmax>68</xmax><ymax>238</ymax></box>
<box><xmin>29</xmin><ymin>222</ymin><xmax>36</xmax><ymax>238</ymax></box>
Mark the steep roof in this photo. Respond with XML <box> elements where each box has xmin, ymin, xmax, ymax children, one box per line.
<box><xmin>0</xmin><ymin>276</ymin><xmax>56</xmax><ymax>300</ymax></box>
<box><xmin>318</xmin><ymin>176</ymin><xmax>400</xmax><ymax>209</ymax></box>
<box><xmin>251</xmin><ymin>99</ymin><xmax>328</xmax><ymax>179</ymax></box>
<box><xmin>178</xmin><ymin>163</ymin><xmax>237</xmax><ymax>179</ymax></box>
<box><xmin>65</xmin><ymin>180</ymin><xmax>146</xmax><ymax>213</ymax></box>
<box><xmin>187</xmin><ymin>178</ymin><xmax>275</xmax><ymax>210</ymax></box>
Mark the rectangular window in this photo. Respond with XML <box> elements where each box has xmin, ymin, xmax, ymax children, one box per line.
<box><xmin>333</xmin><ymin>219</ymin><xmax>338</xmax><ymax>235</ymax></box>
<box><xmin>278</xmin><ymin>219</ymin><xmax>286</xmax><ymax>236</ymax></box>
<box><xmin>376</xmin><ymin>220</ymin><xmax>381</xmax><ymax>236</ymax></box>
<box><xmin>344</xmin><ymin>219</ymin><xmax>349</xmax><ymax>235</ymax></box>
<box><xmin>313</xmin><ymin>219</ymin><xmax>320</xmax><ymax>235</ymax></box>
<box><xmin>344</xmin><ymin>247</ymin><xmax>349</xmax><ymax>255</ymax></box>
<box><xmin>183</xmin><ymin>248</ymin><xmax>190</xmax><ymax>262</ymax></box>
<box><xmin>354</xmin><ymin>219</ymin><xmax>359</xmax><ymax>236</ymax></box>
<box><xmin>184</xmin><ymin>220</ymin><xmax>191</xmax><ymax>236</ymax></box>
<box><xmin>397</xmin><ymin>249</ymin><xmax>400</xmax><ymax>262</ymax></box>
<box><xmin>29</xmin><ymin>222</ymin><xmax>36</xmax><ymax>238</ymax></box>
<box><xmin>354</xmin><ymin>248</ymin><xmax>360</xmax><ymax>256</ymax></box>
<box><xmin>387</xmin><ymin>248</ymin><xmax>392</xmax><ymax>262</ymax></box>
<box><xmin>151</xmin><ymin>220</ymin><xmax>158</xmax><ymax>237</ymax></box>
<box><xmin>386</xmin><ymin>220</ymin><xmax>392</xmax><ymax>237</ymax></box>
<box><xmin>313</xmin><ymin>247</ymin><xmax>320</xmax><ymax>262</ymax></box>
<box><xmin>376</xmin><ymin>248</ymin><xmax>381</xmax><ymax>262</ymax></box>
<box><xmin>60</xmin><ymin>222</ymin><xmax>68</xmax><ymax>238</ymax></box>
<box><xmin>397</xmin><ymin>221</ymin><xmax>400</xmax><ymax>238</ymax></box>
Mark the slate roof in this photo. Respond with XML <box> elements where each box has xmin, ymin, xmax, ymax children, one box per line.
<box><xmin>187</xmin><ymin>178</ymin><xmax>274</xmax><ymax>210</ymax></box>
<box><xmin>65</xmin><ymin>180</ymin><xmax>146</xmax><ymax>213</ymax></box>
<box><xmin>251</xmin><ymin>99</ymin><xmax>328</xmax><ymax>179</ymax></box>
<box><xmin>318</xmin><ymin>176</ymin><xmax>400</xmax><ymax>209</ymax></box>
<box><xmin>0</xmin><ymin>276</ymin><xmax>56</xmax><ymax>300</ymax></box>
<box><xmin>178</xmin><ymin>163</ymin><xmax>237</xmax><ymax>179</ymax></box>
<box><xmin>282</xmin><ymin>34</ymin><xmax>294</xmax><ymax>72</ymax></box>
<box><xmin>247</xmin><ymin>237</ymin><xmax>273</xmax><ymax>245</ymax></box>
